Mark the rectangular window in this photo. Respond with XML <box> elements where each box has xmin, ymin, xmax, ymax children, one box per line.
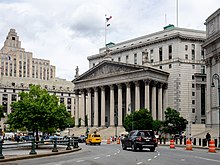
<box><xmin>185</xmin><ymin>45</ymin><xmax>188</xmax><ymax>51</ymax></box>
<box><xmin>192</xmin><ymin>92</ymin><xmax>195</xmax><ymax>96</ymax></box>
<box><xmin>134</xmin><ymin>53</ymin><xmax>137</xmax><ymax>64</ymax></box>
<box><xmin>118</xmin><ymin>57</ymin><xmax>121</xmax><ymax>62</ymax></box>
<box><xmin>192</xmin><ymin>84</ymin><xmax>195</xmax><ymax>88</ymax></box>
<box><xmin>192</xmin><ymin>65</ymin><xmax>195</xmax><ymax>69</ymax></box>
<box><xmin>191</xmin><ymin>44</ymin><xmax>195</xmax><ymax>60</ymax></box>
<box><xmin>159</xmin><ymin>47</ymin><xmax>163</xmax><ymax>61</ymax></box>
<box><xmin>169</xmin><ymin>64</ymin><xmax>172</xmax><ymax>68</ymax></box>
<box><xmin>201</xmin><ymin>66</ymin><xmax>205</xmax><ymax>74</ymax></box>
<box><xmin>192</xmin><ymin>75</ymin><xmax>194</xmax><ymax>80</ymax></box>
<box><xmin>192</xmin><ymin>100</ymin><xmax>195</xmax><ymax>104</ymax></box>
<box><xmin>192</xmin><ymin>108</ymin><xmax>195</xmax><ymax>113</ymax></box>
<box><xmin>201</xmin><ymin>49</ymin><xmax>205</xmax><ymax>59</ymax></box>
<box><xmin>159</xmin><ymin>66</ymin><xmax>162</xmax><ymax>69</ymax></box>
<box><xmin>126</xmin><ymin>55</ymin><xmax>129</xmax><ymax>63</ymax></box>
<box><xmin>185</xmin><ymin>54</ymin><xmax>188</xmax><ymax>59</ymax></box>
<box><xmin>168</xmin><ymin>45</ymin><xmax>172</xmax><ymax>59</ymax></box>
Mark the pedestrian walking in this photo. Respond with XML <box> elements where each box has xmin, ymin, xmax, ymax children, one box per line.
<box><xmin>206</xmin><ymin>132</ymin><xmax>211</xmax><ymax>146</ymax></box>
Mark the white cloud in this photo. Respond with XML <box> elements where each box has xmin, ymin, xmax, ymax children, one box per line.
<box><xmin>0</xmin><ymin>0</ymin><xmax>219</xmax><ymax>81</ymax></box>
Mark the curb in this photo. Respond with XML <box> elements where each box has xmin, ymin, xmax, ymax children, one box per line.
<box><xmin>0</xmin><ymin>148</ymin><xmax>82</xmax><ymax>163</ymax></box>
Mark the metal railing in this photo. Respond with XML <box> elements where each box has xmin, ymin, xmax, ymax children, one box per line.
<box><xmin>0</xmin><ymin>137</ymin><xmax>79</xmax><ymax>159</ymax></box>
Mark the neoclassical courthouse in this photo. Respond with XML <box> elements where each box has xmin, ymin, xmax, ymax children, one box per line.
<box><xmin>74</xmin><ymin>25</ymin><xmax>207</xmax><ymax>128</ymax></box>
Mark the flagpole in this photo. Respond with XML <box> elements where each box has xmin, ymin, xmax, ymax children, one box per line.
<box><xmin>105</xmin><ymin>14</ymin><xmax>107</xmax><ymax>51</ymax></box>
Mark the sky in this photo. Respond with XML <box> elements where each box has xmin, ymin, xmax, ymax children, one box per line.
<box><xmin>0</xmin><ymin>0</ymin><xmax>219</xmax><ymax>81</ymax></box>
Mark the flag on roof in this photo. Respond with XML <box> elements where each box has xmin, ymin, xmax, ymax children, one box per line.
<box><xmin>106</xmin><ymin>16</ymin><xmax>112</xmax><ymax>22</ymax></box>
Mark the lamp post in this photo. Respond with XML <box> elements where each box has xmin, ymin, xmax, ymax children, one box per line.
<box><xmin>211</xmin><ymin>73</ymin><xmax>220</xmax><ymax>148</ymax></box>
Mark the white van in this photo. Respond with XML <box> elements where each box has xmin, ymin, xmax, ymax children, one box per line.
<box><xmin>4</xmin><ymin>132</ymin><xmax>14</xmax><ymax>140</ymax></box>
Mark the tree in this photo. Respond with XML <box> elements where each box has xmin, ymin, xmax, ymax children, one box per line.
<box><xmin>0</xmin><ymin>105</ymin><xmax>4</xmax><ymax>119</ymax></box>
<box><xmin>7</xmin><ymin>85</ymin><xmax>73</xmax><ymax>141</ymax></box>
<box><xmin>152</xmin><ymin>120</ymin><xmax>163</xmax><ymax>133</ymax></box>
<box><xmin>162</xmin><ymin>107</ymin><xmax>188</xmax><ymax>135</ymax></box>
<box><xmin>123</xmin><ymin>108</ymin><xmax>153</xmax><ymax>132</ymax></box>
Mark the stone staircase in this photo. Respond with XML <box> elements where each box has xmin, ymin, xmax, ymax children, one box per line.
<box><xmin>61</xmin><ymin>126</ymin><xmax>126</xmax><ymax>139</ymax></box>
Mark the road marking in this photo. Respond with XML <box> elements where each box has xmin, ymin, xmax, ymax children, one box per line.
<box><xmin>148</xmin><ymin>159</ymin><xmax>151</xmax><ymax>161</ymax></box>
<box><xmin>94</xmin><ymin>157</ymin><xmax>100</xmax><ymax>160</ymax></box>
<box><xmin>154</xmin><ymin>156</ymin><xmax>157</xmax><ymax>159</ymax></box>
<box><xmin>195</xmin><ymin>156</ymin><xmax>220</xmax><ymax>163</ymax></box>
<box><xmin>76</xmin><ymin>160</ymin><xmax>84</xmax><ymax>163</ymax></box>
<box><xmin>114</xmin><ymin>153</ymin><xmax>117</xmax><ymax>155</ymax></box>
<box><xmin>181</xmin><ymin>159</ymin><xmax>185</xmax><ymax>161</ymax></box>
<box><xmin>137</xmin><ymin>162</ymin><xmax>143</xmax><ymax>164</ymax></box>
<box><xmin>106</xmin><ymin>155</ymin><xmax>111</xmax><ymax>157</ymax></box>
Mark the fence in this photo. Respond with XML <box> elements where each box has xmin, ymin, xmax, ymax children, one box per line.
<box><xmin>0</xmin><ymin>137</ymin><xmax>79</xmax><ymax>159</ymax></box>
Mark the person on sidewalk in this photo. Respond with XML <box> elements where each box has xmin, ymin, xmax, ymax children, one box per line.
<box><xmin>206</xmin><ymin>132</ymin><xmax>211</xmax><ymax>146</ymax></box>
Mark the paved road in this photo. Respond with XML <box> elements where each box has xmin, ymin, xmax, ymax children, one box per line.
<box><xmin>1</xmin><ymin>143</ymin><xmax>220</xmax><ymax>165</ymax></box>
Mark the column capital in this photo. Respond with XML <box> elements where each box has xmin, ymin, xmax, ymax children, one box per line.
<box><xmin>86</xmin><ymin>88</ymin><xmax>92</xmax><ymax>93</ymax></box>
<box><xmin>152</xmin><ymin>80</ymin><xmax>158</xmax><ymax>87</ymax></box>
<box><xmin>93</xmin><ymin>87</ymin><xmax>99</xmax><ymax>92</ymax></box>
<box><xmin>117</xmin><ymin>83</ymin><xmax>122</xmax><ymax>89</ymax></box>
<box><xmin>163</xmin><ymin>83</ymin><xmax>168</xmax><ymax>89</ymax></box>
<box><xmin>125</xmin><ymin>82</ymin><xmax>131</xmax><ymax>87</ymax></box>
<box><xmin>144</xmin><ymin>79</ymin><xmax>151</xmax><ymax>85</ymax></box>
<box><xmin>109</xmin><ymin>84</ymin><xmax>115</xmax><ymax>90</ymax></box>
<box><xmin>157</xmin><ymin>82</ymin><xmax>163</xmax><ymax>88</ymax></box>
<box><xmin>100</xmin><ymin>86</ymin><xmax>105</xmax><ymax>91</ymax></box>
<box><xmin>74</xmin><ymin>89</ymin><xmax>80</xmax><ymax>95</ymax></box>
<box><xmin>134</xmin><ymin>81</ymin><xmax>140</xmax><ymax>87</ymax></box>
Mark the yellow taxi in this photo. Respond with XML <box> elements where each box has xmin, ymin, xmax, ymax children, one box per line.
<box><xmin>85</xmin><ymin>132</ymin><xmax>101</xmax><ymax>145</ymax></box>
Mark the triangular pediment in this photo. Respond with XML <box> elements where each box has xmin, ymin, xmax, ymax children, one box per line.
<box><xmin>74</xmin><ymin>60</ymin><xmax>147</xmax><ymax>81</ymax></box>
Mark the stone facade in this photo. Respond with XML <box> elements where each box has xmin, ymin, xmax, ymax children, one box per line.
<box><xmin>87</xmin><ymin>27</ymin><xmax>206</xmax><ymax>124</ymax></box>
<box><xmin>74</xmin><ymin>60</ymin><xmax>169</xmax><ymax>127</ymax></box>
<box><xmin>203</xmin><ymin>8</ymin><xmax>220</xmax><ymax>129</ymax></box>
<box><xmin>0</xmin><ymin>29</ymin><xmax>75</xmax><ymax>132</ymax></box>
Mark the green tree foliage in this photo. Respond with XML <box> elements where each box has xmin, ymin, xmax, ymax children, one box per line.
<box><xmin>123</xmin><ymin>108</ymin><xmax>153</xmax><ymax>132</ymax></box>
<box><xmin>7</xmin><ymin>85</ymin><xmax>73</xmax><ymax>139</ymax></box>
<box><xmin>0</xmin><ymin>105</ymin><xmax>4</xmax><ymax>119</ymax></box>
<box><xmin>152</xmin><ymin>120</ymin><xmax>163</xmax><ymax>133</ymax></box>
<box><xmin>163</xmin><ymin>107</ymin><xmax>188</xmax><ymax>135</ymax></box>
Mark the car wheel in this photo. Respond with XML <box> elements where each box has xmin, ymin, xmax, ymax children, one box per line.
<box><xmin>150</xmin><ymin>147</ymin><xmax>155</xmax><ymax>152</ymax></box>
<box><xmin>131</xmin><ymin>143</ymin><xmax>137</xmax><ymax>151</ymax></box>
<box><xmin>122</xmin><ymin>143</ymin><xmax>127</xmax><ymax>150</ymax></box>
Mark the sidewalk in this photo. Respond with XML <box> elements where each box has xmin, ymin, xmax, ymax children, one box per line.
<box><xmin>0</xmin><ymin>145</ymin><xmax>81</xmax><ymax>163</ymax></box>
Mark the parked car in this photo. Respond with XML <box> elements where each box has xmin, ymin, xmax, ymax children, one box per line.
<box><xmin>78</xmin><ymin>135</ymin><xmax>86</xmax><ymax>143</ymax></box>
<box><xmin>121</xmin><ymin>130</ymin><xmax>157</xmax><ymax>152</ymax></box>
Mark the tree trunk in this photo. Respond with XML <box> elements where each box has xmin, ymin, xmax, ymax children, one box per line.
<box><xmin>36</xmin><ymin>129</ymin><xmax>39</xmax><ymax>149</ymax></box>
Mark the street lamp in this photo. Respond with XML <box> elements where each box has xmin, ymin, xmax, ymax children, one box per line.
<box><xmin>211</xmin><ymin>73</ymin><xmax>220</xmax><ymax>148</ymax></box>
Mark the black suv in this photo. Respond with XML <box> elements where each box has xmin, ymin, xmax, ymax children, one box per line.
<box><xmin>121</xmin><ymin>130</ymin><xmax>157</xmax><ymax>152</ymax></box>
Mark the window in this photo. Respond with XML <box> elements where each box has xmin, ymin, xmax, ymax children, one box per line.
<box><xmin>159</xmin><ymin>66</ymin><xmax>162</xmax><ymax>69</ymax></box>
<box><xmin>191</xmin><ymin>44</ymin><xmax>195</xmax><ymax>60</ymax></box>
<box><xmin>126</xmin><ymin>55</ymin><xmax>129</xmax><ymax>63</ymax></box>
<box><xmin>168</xmin><ymin>45</ymin><xmax>172</xmax><ymax>59</ymax></box>
<box><xmin>150</xmin><ymin>49</ymin><xmax>153</xmax><ymax>54</ymax></box>
<box><xmin>192</xmin><ymin>100</ymin><xmax>195</xmax><ymax>104</ymax></box>
<box><xmin>159</xmin><ymin>47</ymin><xmax>163</xmax><ymax>61</ymax></box>
<box><xmin>192</xmin><ymin>92</ymin><xmax>195</xmax><ymax>96</ymax></box>
<box><xmin>192</xmin><ymin>75</ymin><xmax>194</xmax><ymax>80</ymax></box>
<box><xmin>134</xmin><ymin>53</ymin><xmax>137</xmax><ymax>64</ymax></box>
<box><xmin>118</xmin><ymin>57</ymin><xmax>121</xmax><ymax>62</ymax></box>
<box><xmin>111</xmin><ymin>58</ymin><xmax>114</xmax><ymax>61</ymax></box>
<box><xmin>192</xmin><ymin>65</ymin><xmax>195</xmax><ymax>69</ymax></box>
<box><xmin>185</xmin><ymin>54</ymin><xmax>188</xmax><ymax>59</ymax></box>
<box><xmin>185</xmin><ymin>45</ymin><xmax>188</xmax><ymax>51</ymax></box>
<box><xmin>201</xmin><ymin>49</ymin><xmax>205</xmax><ymax>59</ymax></box>
<box><xmin>192</xmin><ymin>84</ymin><xmax>195</xmax><ymax>88</ymax></box>
<box><xmin>169</xmin><ymin>64</ymin><xmax>172</xmax><ymax>68</ymax></box>
<box><xmin>201</xmin><ymin>66</ymin><xmax>205</xmax><ymax>74</ymax></box>
<box><xmin>192</xmin><ymin>108</ymin><xmax>195</xmax><ymax>113</ymax></box>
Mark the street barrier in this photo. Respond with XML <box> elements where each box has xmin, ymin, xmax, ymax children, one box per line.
<box><xmin>117</xmin><ymin>138</ymin><xmax>120</xmax><ymax>144</ymax></box>
<box><xmin>208</xmin><ymin>140</ymin><xmax>216</xmax><ymax>153</ymax></box>
<box><xmin>170</xmin><ymin>139</ymin><xmax>175</xmax><ymax>149</ymax></box>
<box><xmin>107</xmin><ymin>138</ymin><xmax>111</xmax><ymax>144</ymax></box>
<box><xmin>186</xmin><ymin>139</ymin><xmax>193</xmax><ymax>150</ymax></box>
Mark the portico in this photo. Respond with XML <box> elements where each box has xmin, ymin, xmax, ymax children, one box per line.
<box><xmin>73</xmin><ymin>60</ymin><xmax>169</xmax><ymax>127</ymax></box>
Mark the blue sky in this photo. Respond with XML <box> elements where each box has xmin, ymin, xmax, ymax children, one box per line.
<box><xmin>0</xmin><ymin>0</ymin><xmax>219</xmax><ymax>80</ymax></box>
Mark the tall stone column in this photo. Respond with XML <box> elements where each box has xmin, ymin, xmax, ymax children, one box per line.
<box><xmin>144</xmin><ymin>79</ymin><xmax>150</xmax><ymax>110</ymax></box>
<box><xmin>87</xmin><ymin>88</ymin><xmax>92</xmax><ymax>127</ymax></box>
<box><xmin>75</xmin><ymin>90</ymin><xmax>79</xmax><ymax>127</ymax></box>
<box><xmin>101</xmin><ymin>86</ymin><xmax>106</xmax><ymax>127</ymax></box>
<box><xmin>152</xmin><ymin>82</ymin><xmax>157</xmax><ymax>120</ymax></box>
<box><xmin>158</xmin><ymin>83</ymin><xmax>163</xmax><ymax>121</ymax></box>
<box><xmin>126</xmin><ymin>82</ymin><xmax>131</xmax><ymax>114</ymax></box>
<box><xmin>110</xmin><ymin>85</ymin><xmax>115</xmax><ymax>126</ymax></box>
<box><xmin>94</xmin><ymin>87</ymin><xmax>99</xmax><ymax>127</ymax></box>
<box><xmin>117</xmin><ymin>84</ymin><xmax>123</xmax><ymax>126</ymax></box>
<box><xmin>163</xmin><ymin>83</ymin><xmax>168</xmax><ymax>120</ymax></box>
<box><xmin>80</xmin><ymin>90</ymin><xmax>85</xmax><ymax>127</ymax></box>
<box><xmin>7</xmin><ymin>93</ymin><xmax>12</xmax><ymax>114</ymax></box>
<box><xmin>135</xmin><ymin>81</ymin><xmax>140</xmax><ymax>111</ymax></box>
